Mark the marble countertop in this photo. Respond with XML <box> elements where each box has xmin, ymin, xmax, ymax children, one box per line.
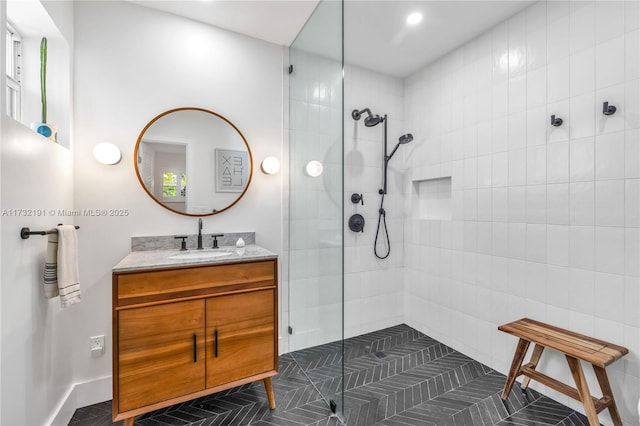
<box><xmin>112</xmin><ymin>244</ymin><xmax>277</xmax><ymax>272</ymax></box>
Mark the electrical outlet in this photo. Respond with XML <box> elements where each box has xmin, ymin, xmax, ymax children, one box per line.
<box><xmin>90</xmin><ymin>335</ymin><xmax>105</xmax><ymax>357</ymax></box>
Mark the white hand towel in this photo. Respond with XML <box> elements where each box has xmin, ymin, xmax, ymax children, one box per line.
<box><xmin>43</xmin><ymin>230</ymin><xmax>59</xmax><ymax>298</ymax></box>
<box><xmin>56</xmin><ymin>225</ymin><xmax>81</xmax><ymax>308</ymax></box>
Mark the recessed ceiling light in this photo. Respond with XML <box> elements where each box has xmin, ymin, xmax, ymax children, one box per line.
<box><xmin>406</xmin><ymin>12</ymin><xmax>423</xmax><ymax>26</ymax></box>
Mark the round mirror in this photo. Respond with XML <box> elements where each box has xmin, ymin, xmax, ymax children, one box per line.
<box><xmin>134</xmin><ymin>107</ymin><xmax>253</xmax><ymax>216</ymax></box>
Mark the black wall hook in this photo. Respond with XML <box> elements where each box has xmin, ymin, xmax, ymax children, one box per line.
<box><xmin>603</xmin><ymin>102</ymin><xmax>617</xmax><ymax>116</ymax></box>
<box><xmin>550</xmin><ymin>115</ymin><xmax>563</xmax><ymax>127</ymax></box>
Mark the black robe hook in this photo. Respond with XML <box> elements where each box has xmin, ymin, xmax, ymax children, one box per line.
<box><xmin>603</xmin><ymin>102</ymin><xmax>616</xmax><ymax>116</ymax></box>
<box><xmin>550</xmin><ymin>115</ymin><xmax>563</xmax><ymax>127</ymax></box>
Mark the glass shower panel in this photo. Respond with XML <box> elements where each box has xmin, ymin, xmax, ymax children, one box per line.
<box><xmin>288</xmin><ymin>0</ymin><xmax>344</xmax><ymax>419</ymax></box>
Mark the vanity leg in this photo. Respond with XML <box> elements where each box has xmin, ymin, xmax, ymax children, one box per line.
<box><xmin>263</xmin><ymin>377</ymin><xmax>276</xmax><ymax>409</ymax></box>
<box><xmin>123</xmin><ymin>417</ymin><xmax>135</xmax><ymax>426</ymax></box>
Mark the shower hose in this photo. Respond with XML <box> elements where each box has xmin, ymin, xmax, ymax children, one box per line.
<box><xmin>374</xmin><ymin>193</ymin><xmax>390</xmax><ymax>259</ymax></box>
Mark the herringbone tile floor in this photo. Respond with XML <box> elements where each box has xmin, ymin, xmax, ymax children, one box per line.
<box><xmin>70</xmin><ymin>324</ymin><xmax>591</xmax><ymax>425</ymax></box>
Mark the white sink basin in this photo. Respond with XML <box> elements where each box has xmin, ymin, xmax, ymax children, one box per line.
<box><xmin>168</xmin><ymin>250</ymin><xmax>232</xmax><ymax>260</ymax></box>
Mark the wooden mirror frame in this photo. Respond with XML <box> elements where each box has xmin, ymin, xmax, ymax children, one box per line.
<box><xmin>133</xmin><ymin>107</ymin><xmax>253</xmax><ymax>217</ymax></box>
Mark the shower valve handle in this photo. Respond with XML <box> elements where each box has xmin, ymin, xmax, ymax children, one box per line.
<box><xmin>351</xmin><ymin>193</ymin><xmax>364</xmax><ymax>205</ymax></box>
<box><xmin>348</xmin><ymin>214</ymin><xmax>365</xmax><ymax>233</ymax></box>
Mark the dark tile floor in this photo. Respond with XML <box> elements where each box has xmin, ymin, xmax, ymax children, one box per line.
<box><xmin>70</xmin><ymin>324</ymin><xmax>591</xmax><ymax>425</ymax></box>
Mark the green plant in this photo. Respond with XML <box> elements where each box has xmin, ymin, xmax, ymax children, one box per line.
<box><xmin>39</xmin><ymin>37</ymin><xmax>47</xmax><ymax>123</ymax></box>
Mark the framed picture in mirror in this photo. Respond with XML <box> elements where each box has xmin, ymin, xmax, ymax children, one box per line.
<box><xmin>215</xmin><ymin>148</ymin><xmax>249</xmax><ymax>193</ymax></box>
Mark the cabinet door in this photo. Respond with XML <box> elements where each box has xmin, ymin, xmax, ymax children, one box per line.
<box><xmin>206</xmin><ymin>289</ymin><xmax>275</xmax><ymax>388</ymax></box>
<box><xmin>118</xmin><ymin>300</ymin><xmax>205</xmax><ymax>412</ymax></box>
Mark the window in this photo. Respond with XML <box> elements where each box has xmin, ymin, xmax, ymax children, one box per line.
<box><xmin>163</xmin><ymin>172</ymin><xmax>177</xmax><ymax>197</ymax></box>
<box><xmin>162</xmin><ymin>171</ymin><xmax>187</xmax><ymax>201</ymax></box>
<box><xmin>5</xmin><ymin>22</ymin><xmax>22</xmax><ymax>121</ymax></box>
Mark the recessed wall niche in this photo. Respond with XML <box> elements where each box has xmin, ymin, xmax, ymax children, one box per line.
<box><xmin>413</xmin><ymin>177</ymin><xmax>452</xmax><ymax>221</ymax></box>
<box><xmin>6</xmin><ymin>0</ymin><xmax>71</xmax><ymax>148</ymax></box>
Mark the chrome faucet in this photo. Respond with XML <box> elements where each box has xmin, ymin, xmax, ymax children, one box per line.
<box><xmin>197</xmin><ymin>218</ymin><xmax>203</xmax><ymax>249</ymax></box>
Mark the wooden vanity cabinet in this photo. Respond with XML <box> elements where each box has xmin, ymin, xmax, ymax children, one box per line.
<box><xmin>206</xmin><ymin>289</ymin><xmax>275</xmax><ymax>388</ymax></box>
<box><xmin>112</xmin><ymin>258</ymin><xmax>278</xmax><ymax>425</ymax></box>
<box><xmin>117</xmin><ymin>300</ymin><xmax>206</xmax><ymax>413</ymax></box>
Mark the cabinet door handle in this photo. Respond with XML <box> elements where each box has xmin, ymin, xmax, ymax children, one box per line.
<box><xmin>214</xmin><ymin>329</ymin><xmax>219</xmax><ymax>358</ymax></box>
<box><xmin>193</xmin><ymin>333</ymin><xmax>197</xmax><ymax>363</ymax></box>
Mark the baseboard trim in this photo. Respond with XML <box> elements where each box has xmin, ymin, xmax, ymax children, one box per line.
<box><xmin>47</xmin><ymin>376</ymin><xmax>111</xmax><ymax>426</ymax></box>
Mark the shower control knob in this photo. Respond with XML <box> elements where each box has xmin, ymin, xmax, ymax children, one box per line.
<box><xmin>348</xmin><ymin>214</ymin><xmax>365</xmax><ymax>233</ymax></box>
<box><xmin>351</xmin><ymin>193</ymin><xmax>364</xmax><ymax>205</ymax></box>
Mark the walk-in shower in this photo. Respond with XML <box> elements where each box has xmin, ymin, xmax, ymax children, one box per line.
<box><xmin>352</xmin><ymin>107</ymin><xmax>413</xmax><ymax>259</ymax></box>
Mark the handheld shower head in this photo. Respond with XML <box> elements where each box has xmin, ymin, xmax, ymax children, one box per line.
<box><xmin>387</xmin><ymin>133</ymin><xmax>414</xmax><ymax>161</ymax></box>
<box><xmin>398</xmin><ymin>133</ymin><xmax>413</xmax><ymax>144</ymax></box>
<box><xmin>352</xmin><ymin>108</ymin><xmax>384</xmax><ymax>127</ymax></box>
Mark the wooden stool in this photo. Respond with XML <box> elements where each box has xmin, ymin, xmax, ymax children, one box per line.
<box><xmin>498</xmin><ymin>318</ymin><xmax>628</xmax><ymax>426</ymax></box>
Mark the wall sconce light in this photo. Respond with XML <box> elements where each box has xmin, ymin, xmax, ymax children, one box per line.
<box><xmin>260</xmin><ymin>156</ymin><xmax>280</xmax><ymax>174</ymax></box>
<box><xmin>93</xmin><ymin>142</ymin><xmax>122</xmax><ymax>165</ymax></box>
<box><xmin>305</xmin><ymin>160</ymin><xmax>323</xmax><ymax>177</ymax></box>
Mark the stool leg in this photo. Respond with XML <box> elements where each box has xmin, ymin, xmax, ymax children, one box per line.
<box><xmin>501</xmin><ymin>338</ymin><xmax>530</xmax><ymax>400</ymax></box>
<box><xmin>521</xmin><ymin>344</ymin><xmax>544</xmax><ymax>390</ymax></box>
<box><xmin>566</xmin><ymin>356</ymin><xmax>599</xmax><ymax>426</ymax></box>
<box><xmin>263</xmin><ymin>377</ymin><xmax>276</xmax><ymax>410</ymax></box>
<box><xmin>593</xmin><ymin>365</ymin><xmax>623</xmax><ymax>426</ymax></box>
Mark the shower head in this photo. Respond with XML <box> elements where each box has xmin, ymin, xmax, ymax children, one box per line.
<box><xmin>364</xmin><ymin>114</ymin><xmax>383</xmax><ymax>127</ymax></box>
<box><xmin>398</xmin><ymin>133</ymin><xmax>413</xmax><ymax>144</ymax></box>
<box><xmin>352</xmin><ymin>108</ymin><xmax>384</xmax><ymax>127</ymax></box>
<box><xmin>387</xmin><ymin>133</ymin><xmax>414</xmax><ymax>161</ymax></box>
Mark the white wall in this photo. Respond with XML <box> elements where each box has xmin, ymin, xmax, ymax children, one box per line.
<box><xmin>0</xmin><ymin>1</ymin><xmax>76</xmax><ymax>424</ymax></box>
<box><xmin>344</xmin><ymin>64</ymin><xmax>406</xmax><ymax>338</ymax></box>
<box><xmin>403</xmin><ymin>2</ymin><xmax>639</xmax><ymax>424</ymax></box>
<box><xmin>72</xmin><ymin>0</ymin><xmax>284</xmax><ymax>409</ymax></box>
<box><xmin>0</xmin><ymin>122</ymin><xmax>75</xmax><ymax>426</ymax></box>
<box><xmin>1</xmin><ymin>5</ymin><xmax>6</xmax><ymax>423</ymax></box>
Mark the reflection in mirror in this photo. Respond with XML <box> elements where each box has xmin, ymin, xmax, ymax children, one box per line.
<box><xmin>134</xmin><ymin>108</ymin><xmax>253</xmax><ymax>216</ymax></box>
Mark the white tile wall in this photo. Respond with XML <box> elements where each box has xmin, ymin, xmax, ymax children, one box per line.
<box><xmin>344</xmin><ymin>64</ymin><xmax>405</xmax><ymax>339</ymax></box>
<box><xmin>596</xmin><ymin>36</ymin><xmax>625</xmax><ymax>89</ymax></box>
<box><xmin>547</xmin><ymin>141</ymin><xmax>569</xmax><ymax>183</ymax></box>
<box><xmin>570</xmin><ymin>137</ymin><xmax>595</xmax><ymax>181</ymax></box>
<box><xmin>570</xmin><ymin>181</ymin><xmax>595</xmax><ymax>225</ymax></box>
<box><xmin>547</xmin><ymin>183</ymin><xmax>570</xmax><ymax>224</ymax></box>
<box><xmin>595</xmin><ymin>180</ymin><xmax>625</xmax><ymax>226</ymax></box>
<box><xmin>570</xmin><ymin>48</ymin><xmax>595</xmax><ymax>97</ymax></box>
<box><xmin>596</xmin><ymin>131</ymin><xmax>626</xmax><ymax>179</ymax></box>
<box><xmin>402</xmin><ymin>2</ymin><xmax>640</xmax><ymax>424</ymax></box>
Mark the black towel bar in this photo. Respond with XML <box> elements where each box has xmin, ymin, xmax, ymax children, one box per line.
<box><xmin>20</xmin><ymin>225</ymin><xmax>80</xmax><ymax>240</ymax></box>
